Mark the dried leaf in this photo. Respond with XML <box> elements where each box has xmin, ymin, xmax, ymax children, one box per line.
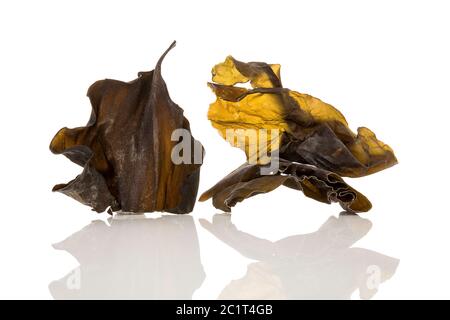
<box><xmin>199</xmin><ymin>159</ymin><xmax>371</xmax><ymax>213</ymax></box>
<box><xmin>201</xmin><ymin>56</ymin><xmax>397</xmax><ymax>212</ymax></box>
<box><xmin>50</xmin><ymin>41</ymin><xmax>204</xmax><ymax>214</ymax></box>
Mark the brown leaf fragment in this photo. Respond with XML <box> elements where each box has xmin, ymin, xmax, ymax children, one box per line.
<box><xmin>50</xmin><ymin>41</ymin><xmax>204</xmax><ymax>214</ymax></box>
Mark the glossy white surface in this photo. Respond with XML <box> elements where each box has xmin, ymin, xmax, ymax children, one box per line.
<box><xmin>1</xmin><ymin>0</ymin><xmax>449</xmax><ymax>299</ymax></box>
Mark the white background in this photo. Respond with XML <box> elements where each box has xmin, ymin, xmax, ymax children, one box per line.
<box><xmin>0</xmin><ymin>0</ymin><xmax>449</xmax><ymax>299</ymax></box>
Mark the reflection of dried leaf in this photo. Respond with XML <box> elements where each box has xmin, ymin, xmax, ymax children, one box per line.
<box><xmin>201</xmin><ymin>56</ymin><xmax>397</xmax><ymax>212</ymax></box>
<box><xmin>50</xmin><ymin>41</ymin><xmax>204</xmax><ymax>214</ymax></box>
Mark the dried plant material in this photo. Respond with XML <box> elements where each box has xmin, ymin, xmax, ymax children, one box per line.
<box><xmin>200</xmin><ymin>56</ymin><xmax>397</xmax><ymax>213</ymax></box>
<box><xmin>50</xmin><ymin>215</ymin><xmax>205</xmax><ymax>299</ymax></box>
<box><xmin>50</xmin><ymin>41</ymin><xmax>204</xmax><ymax>214</ymax></box>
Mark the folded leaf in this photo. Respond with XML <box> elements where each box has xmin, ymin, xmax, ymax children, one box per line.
<box><xmin>200</xmin><ymin>160</ymin><xmax>371</xmax><ymax>213</ymax></box>
<box><xmin>201</xmin><ymin>56</ymin><xmax>397</xmax><ymax>212</ymax></box>
<box><xmin>50</xmin><ymin>41</ymin><xmax>204</xmax><ymax>214</ymax></box>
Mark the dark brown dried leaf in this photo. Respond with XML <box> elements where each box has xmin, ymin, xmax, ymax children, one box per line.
<box><xmin>50</xmin><ymin>41</ymin><xmax>204</xmax><ymax>214</ymax></box>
